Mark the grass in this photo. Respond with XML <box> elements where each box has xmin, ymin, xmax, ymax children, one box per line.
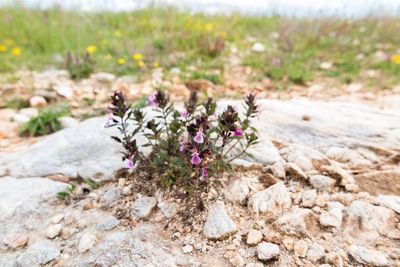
<box><xmin>1</xmin><ymin>6</ymin><xmax>400</xmax><ymax>87</ymax></box>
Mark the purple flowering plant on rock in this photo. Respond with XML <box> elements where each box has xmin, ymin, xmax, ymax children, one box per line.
<box><xmin>106</xmin><ymin>90</ymin><xmax>259</xmax><ymax>189</ymax></box>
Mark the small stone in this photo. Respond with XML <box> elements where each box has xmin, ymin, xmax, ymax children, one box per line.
<box><xmin>248</xmin><ymin>182</ymin><xmax>291</xmax><ymax>218</ymax></box>
<box><xmin>286</xmin><ymin>163</ymin><xmax>308</xmax><ymax>179</ymax></box>
<box><xmin>17</xmin><ymin>240</ymin><xmax>60</xmax><ymax>267</ymax></box>
<box><xmin>158</xmin><ymin>201</ymin><xmax>178</xmax><ymax>219</ymax></box>
<box><xmin>257</xmin><ymin>242</ymin><xmax>280</xmax><ymax>261</ymax></box>
<box><xmin>224</xmin><ymin>178</ymin><xmax>250</xmax><ymax>205</ymax></box>
<box><xmin>302</xmin><ymin>189</ymin><xmax>317</xmax><ymax>207</ymax></box>
<box><xmin>320</xmin><ymin>61</ymin><xmax>333</xmax><ymax>70</ymax></box>
<box><xmin>78</xmin><ymin>233</ymin><xmax>97</xmax><ymax>253</ymax></box>
<box><xmin>251</xmin><ymin>42</ymin><xmax>265</xmax><ymax>53</ymax></box>
<box><xmin>349</xmin><ymin>245</ymin><xmax>389</xmax><ymax>266</ymax></box>
<box><xmin>102</xmin><ymin>187</ymin><xmax>120</xmax><ymax>205</ymax></box>
<box><xmin>294</xmin><ymin>240</ymin><xmax>308</xmax><ymax>257</ymax></box>
<box><xmin>96</xmin><ymin>214</ymin><xmax>119</xmax><ymax>231</ymax></box>
<box><xmin>131</xmin><ymin>196</ymin><xmax>157</xmax><ymax>219</ymax></box>
<box><xmin>29</xmin><ymin>96</ymin><xmax>47</xmax><ymax>108</ymax></box>
<box><xmin>91</xmin><ymin>72</ymin><xmax>116</xmax><ymax>83</ymax></box>
<box><xmin>12</xmin><ymin>113</ymin><xmax>30</xmax><ymax>124</ymax></box>
<box><xmin>59</xmin><ymin>116</ymin><xmax>79</xmax><ymax>129</ymax></box>
<box><xmin>203</xmin><ymin>201</ymin><xmax>237</xmax><ymax>240</ymax></box>
<box><xmin>20</xmin><ymin>107</ymin><xmax>39</xmax><ymax>118</ymax></box>
<box><xmin>283</xmin><ymin>237</ymin><xmax>295</xmax><ymax>251</ymax></box>
<box><xmin>319</xmin><ymin>202</ymin><xmax>344</xmax><ymax>228</ymax></box>
<box><xmin>51</xmin><ymin>214</ymin><xmax>64</xmax><ymax>224</ymax></box>
<box><xmin>309</xmin><ymin>175</ymin><xmax>336</xmax><ymax>191</ymax></box>
<box><xmin>271</xmin><ymin>162</ymin><xmax>286</xmax><ymax>179</ymax></box>
<box><xmin>182</xmin><ymin>245</ymin><xmax>193</xmax><ymax>254</ymax></box>
<box><xmin>247</xmin><ymin>229</ymin><xmax>263</xmax><ymax>246</ymax></box>
<box><xmin>307</xmin><ymin>243</ymin><xmax>325</xmax><ymax>262</ymax></box>
<box><xmin>46</xmin><ymin>224</ymin><xmax>62</xmax><ymax>239</ymax></box>
<box><xmin>378</xmin><ymin>195</ymin><xmax>400</xmax><ymax>214</ymax></box>
<box><xmin>55</xmin><ymin>83</ymin><xmax>74</xmax><ymax>99</ymax></box>
<box><xmin>275</xmin><ymin>208</ymin><xmax>316</xmax><ymax>236</ymax></box>
<box><xmin>3</xmin><ymin>233</ymin><xmax>29</xmax><ymax>249</ymax></box>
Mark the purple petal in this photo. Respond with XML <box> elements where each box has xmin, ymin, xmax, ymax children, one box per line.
<box><xmin>191</xmin><ymin>152</ymin><xmax>201</xmax><ymax>165</ymax></box>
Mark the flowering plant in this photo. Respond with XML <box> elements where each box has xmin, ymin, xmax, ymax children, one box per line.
<box><xmin>106</xmin><ymin>90</ymin><xmax>259</xmax><ymax>189</ymax></box>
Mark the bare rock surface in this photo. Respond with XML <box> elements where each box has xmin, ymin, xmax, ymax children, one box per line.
<box><xmin>348</xmin><ymin>245</ymin><xmax>389</xmax><ymax>266</ymax></box>
<box><xmin>16</xmin><ymin>240</ymin><xmax>60</xmax><ymax>267</ymax></box>
<box><xmin>203</xmin><ymin>201</ymin><xmax>237</xmax><ymax>240</ymax></box>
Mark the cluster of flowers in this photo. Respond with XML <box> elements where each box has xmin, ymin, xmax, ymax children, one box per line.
<box><xmin>105</xmin><ymin>90</ymin><xmax>259</xmax><ymax>187</ymax></box>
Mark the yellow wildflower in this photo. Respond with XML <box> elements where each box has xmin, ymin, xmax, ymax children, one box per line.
<box><xmin>11</xmin><ymin>47</ymin><xmax>21</xmax><ymax>56</ymax></box>
<box><xmin>205</xmin><ymin>23</ymin><xmax>213</xmax><ymax>32</ymax></box>
<box><xmin>390</xmin><ymin>54</ymin><xmax>400</xmax><ymax>64</ymax></box>
<box><xmin>86</xmin><ymin>45</ymin><xmax>97</xmax><ymax>54</ymax></box>
<box><xmin>117</xmin><ymin>58</ymin><xmax>126</xmax><ymax>65</ymax></box>
<box><xmin>137</xmin><ymin>60</ymin><xmax>145</xmax><ymax>67</ymax></box>
<box><xmin>133</xmin><ymin>53</ymin><xmax>142</xmax><ymax>60</ymax></box>
<box><xmin>0</xmin><ymin>44</ymin><xmax>7</xmax><ymax>52</ymax></box>
<box><xmin>153</xmin><ymin>61</ymin><xmax>159</xmax><ymax>68</ymax></box>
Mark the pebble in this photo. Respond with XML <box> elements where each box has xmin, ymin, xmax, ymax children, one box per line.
<box><xmin>3</xmin><ymin>233</ymin><xmax>29</xmax><ymax>249</ymax></box>
<box><xmin>307</xmin><ymin>243</ymin><xmax>325</xmax><ymax>262</ymax></box>
<box><xmin>131</xmin><ymin>196</ymin><xmax>157</xmax><ymax>219</ymax></box>
<box><xmin>349</xmin><ymin>245</ymin><xmax>389</xmax><ymax>266</ymax></box>
<box><xmin>319</xmin><ymin>202</ymin><xmax>344</xmax><ymax>228</ymax></box>
<box><xmin>52</xmin><ymin>214</ymin><xmax>64</xmax><ymax>224</ymax></box>
<box><xmin>203</xmin><ymin>201</ymin><xmax>237</xmax><ymax>240</ymax></box>
<box><xmin>302</xmin><ymin>189</ymin><xmax>317</xmax><ymax>207</ymax></box>
<box><xmin>309</xmin><ymin>175</ymin><xmax>336</xmax><ymax>191</ymax></box>
<box><xmin>182</xmin><ymin>245</ymin><xmax>193</xmax><ymax>254</ymax></box>
<box><xmin>294</xmin><ymin>240</ymin><xmax>308</xmax><ymax>257</ymax></box>
<box><xmin>17</xmin><ymin>240</ymin><xmax>60</xmax><ymax>267</ymax></box>
<box><xmin>271</xmin><ymin>161</ymin><xmax>286</xmax><ymax>179</ymax></box>
<box><xmin>78</xmin><ymin>233</ymin><xmax>97</xmax><ymax>253</ymax></box>
<box><xmin>101</xmin><ymin>187</ymin><xmax>120</xmax><ymax>205</ymax></box>
<box><xmin>251</xmin><ymin>42</ymin><xmax>266</xmax><ymax>53</ymax></box>
<box><xmin>247</xmin><ymin>229</ymin><xmax>263</xmax><ymax>246</ymax></box>
<box><xmin>46</xmin><ymin>224</ymin><xmax>62</xmax><ymax>239</ymax></box>
<box><xmin>257</xmin><ymin>242</ymin><xmax>280</xmax><ymax>261</ymax></box>
<box><xmin>29</xmin><ymin>96</ymin><xmax>47</xmax><ymax>108</ymax></box>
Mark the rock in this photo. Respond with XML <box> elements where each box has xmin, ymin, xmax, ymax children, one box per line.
<box><xmin>12</xmin><ymin>113</ymin><xmax>30</xmax><ymax>124</ymax></box>
<box><xmin>20</xmin><ymin>108</ymin><xmax>38</xmax><ymax>118</ymax></box>
<box><xmin>344</xmin><ymin>200</ymin><xmax>397</xmax><ymax>243</ymax></box>
<box><xmin>16</xmin><ymin>240</ymin><xmax>60</xmax><ymax>267</ymax></box>
<box><xmin>302</xmin><ymin>189</ymin><xmax>317</xmax><ymax>207</ymax></box>
<box><xmin>320</xmin><ymin>61</ymin><xmax>333</xmax><ymax>70</ymax></box>
<box><xmin>55</xmin><ymin>83</ymin><xmax>74</xmax><ymax>99</ymax></box>
<box><xmin>0</xmin><ymin>177</ymin><xmax>67</xmax><ymax>221</ymax></box>
<box><xmin>247</xmin><ymin>229</ymin><xmax>263</xmax><ymax>246</ymax></box>
<box><xmin>4</xmin><ymin>117</ymin><xmax>128</xmax><ymax>181</ymax></box>
<box><xmin>95</xmin><ymin>214</ymin><xmax>119</xmax><ymax>231</ymax></box>
<box><xmin>309</xmin><ymin>175</ymin><xmax>336</xmax><ymax>191</ymax></box>
<box><xmin>320</xmin><ymin>165</ymin><xmax>357</xmax><ymax>191</ymax></box>
<box><xmin>275</xmin><ymin>208</ymin><xmax>317</xmax><ymax>236</ymax></box>
<box><xmin>293</xmin><ymin>240</ymin><xmax>308</xmax><ymax>257</ymax></box>
<box><xmin>319</xmin><ymin>202</ymin><xmax>344</xmax><ymax>228</ymax></box>
<box><xmin>131</xmin><ymin>196</ymin><xmax>157</xmax><ymax>219</ymax></box>
<box><xmin>29</xmin><ymin>96</ymin><xmax>47</xmax><ymax>108</ymax></box>
<box><xmin>3</xmin><ymin>233</ymin><xmax>29</xmax><ymax>249</ymax></box>
<box><xmin>286</xmin><ymin>163</ymin><xmax>307</xmax><ymax>179</ymax></box>
<box><xmin>158</xmin><ymin>201</ymin><xmax>178</xmax><ymax>219</ymax></box>
<box><xmin>307</xmin><ymin>243</ymin><xmax>325</xmax><ymax>262</ymax></box>
<box><xmin>46</xmin><ymin>224</ymin><xmax>62</xmax><ymax>239</ymax></box>
<box><xmin>325</xmin><ymin>147</ymin><xmax>371</xmax><ymax>168</ymax></box>
<box><xmin>51</xmin><ymin>214</ymin><xmax>64</xmax><ymax>224</ymax></box>
<box><xmin>257</xmin><ymin>242</ymin><xmax>280</xmax><ymax>261</ymax></box>
<box><xmin>102</xmin><ymin>187</ymin><xmax>120</xmax><ymax>205</ymax></box>
<box><xmin>251</xmin><ymin>42</ymin><xmax>265</xmax><ymax>53</ymax></box>
<box><xmin>271</xmin><ymin>162</ymin><xmax>286</xmax><ymax>179</ymax></box>
<box><xmin>59</xmin><ymin>116</ymin><xmax>79</xmax><ymax>129</ymax></box>
<box><xmin>248</xmin><ymin>182</ymin><xmax>291</xmax><ymax>218</ymax></box>
<box><xmin>182</xmin><ymin>245</ymin><xmax>193</xmax><ymax>254</ymax></box>
<box><xmin>203</xmin><ymin>201</ymin><xmax>237</xmax><ymax>240</ymax></box>
<box><xmin>91</xmin><ymin>72</ymin><xmax>116</xmax><ymax>83</ymax></box>
<box><xmin>224</xmin><ymin>178</ymin><xmax>250</xmax><ymax>205</ymax></box>
<box><xmin>79</xmin><ymin>233</ymin><xmax>97</xmax><ymax>253</ymax></box>
<box><xmin>349</xmin><ymin>245</ymin><xmax>389</xmax><ymax>266</ymax></box>
<box><xmin>378</xmin><ymin>195</ymin><xmax>400</xmax><ymax>214</ymax></box>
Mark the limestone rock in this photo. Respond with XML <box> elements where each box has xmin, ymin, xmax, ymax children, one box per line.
<box><xmin>307</xmin><ymin>243</ymin><xmax>325</xmax><ymax>262</ymax></box>
<box><xmin>309</xmin><ymin>175</ymin><xmax>336</xmax><ymax>191</ymax></box>
<box><xmin>257</xmin><ymin>242</ymin><xmax>280</xmax><ymax>261</ymax></box>
<box><xmin>275</xmin><ymin>208</ymin><xmax>316</xmax><ymax>236</ymax></box>
<box><xmin>319</xmin><ymin>202</ymin><xmax>344</xmax><ymax>228</ymax></box>
<box><xmin>29</xmin><ymin>96</ymin><xmax>47</xmax><ymax>108</ymax></box>
<box><xmin>378</xmin><ymin>195</ymin><xmax>400</xmax><ymax>214</ymax></box>
<box><xmin>17</xmin><ymin>240</ymin><xmax>60</xmax><ymax>267</ymax></box>
<box><xmin>91</xmin><ymin>72</ymin><xmax>116</xmax><ymax>83</ymax></box>
<box><xmin>293</xmin><ymin>240</ymin><xmax>308</xmax><ymax>257</ymax></box>
<box><xmin>46</xmin><ymin>224</ymin><xmax>62</xmax><ymax>239</ymax></box>
<box><xmin>203</xmin><ymin>201</ymin><xmax>237</xmax><ymax>240</ymax></box>
<box><xmin>271</xmin><ymin>162</ymin><xmax>286</xmax><ymax>179</ymax></box>
<box><xmin>95</xmin><ymin>213</ymin><xmax>120</xmax><ymax>231</ymax></box>
<box><xmin>251</xmin><ymin>42</ymin><xmax>265</xmax><ymax>53</ymax></box>
<box><xmin>55</xmin><ymin>83</ymin><xmax>74</xmax><ymax>99</ymax></box>
<box><xmin>248</xmin><ymin>182</ymin><xmax>291</xmax><ymax>218</ymax></box>
<box><xmin>59</xmin><ymin>116</ymin><xmax>79</xmax><ymax>129</ymax></box>
<box><xmin>102</xmin><ymin>187</ymin><xmax>120</xmax><ymax>205</ymax></box>
<box><xmin>224</xmin><ymin>178</ymin><xmax>250</xmax><ymax>205</ymax></box>
<box><xmin>182</xmin><ymin>245</ymin><xmax>193</xmax><ymax>254</ymax></box>
<box><xmin>286</xmin><ymin>163</ymin><xmax>307</xmax><ymax>179</ymax></box>
<box><xmin>344</xmin><ymin>200</ymin><xmax>397</xmax><ymax>243</ymax></box>
<box><xmin>3</xmin><ymin>233</ymin><xmax>29</xmax><ymax>249</ymax></box>
<box><xmin>131</xmin><ymin>196</ymin><xmax>157</xmax><ymax>219</ymax></box>
<box><xmin>302</xmin><ymin>189</ymin><xmax>317</xmax><ymax>207</ymax></box>
<box><xmin>158</xmin><ymin>201</ymin><xmax>178</xmax><ymax>219</ymax></box>
<box><xmin>79</xmin><ymin>233</ymin><xmax>97</xmax><ymax>253</ymax></box>
<box><xmin>247</xmin><ymin>229</ymin><xmax>263</xmax><ymax>246</ymax></box>
<box><xmin>348</xmin><ymin>245</ymin><xmax>389</xmax><ymax>266</ymax></box>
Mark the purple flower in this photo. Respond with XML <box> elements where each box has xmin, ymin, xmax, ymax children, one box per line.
<box><xmin>180</xmin><ymin>110</ymin><xmax>188</xmax><ymax>118</ymax></box>
<box><xmin>127</xmin><ymin>157</ymin><xmax>135</xmax><ymax>169</ymax></box>
<box><xmin>193</xmin><ymin>129</ymin><xmax>205</xmax><ymax>144</ymax></box>
<box><xmin>234</xmin><ymin>127</ymin><xmax>243</xmax><ymax>137</ymax></box>
<box><xmin>201</xmin><ymin>167</ymin><xmax>208</xmax><ymax>177</ymax></box>
<box><xmin>147</xmin><ymin>93</ymin><xmax>157</xmax><ymax>106</ymax></box>
<box><xmin>179</xmin><ymin>141</ymin><xmax>186</xmax><ymax>153</ymax></box>
<box><xmin>191</xmin><ymin>150</ymin><xmax>201</xmax><ymax>165</ymax></box>
<box><xmin>103</xmin><ymin>113</ymin><xmax>113</xmax><ymax>128</ymax></box>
